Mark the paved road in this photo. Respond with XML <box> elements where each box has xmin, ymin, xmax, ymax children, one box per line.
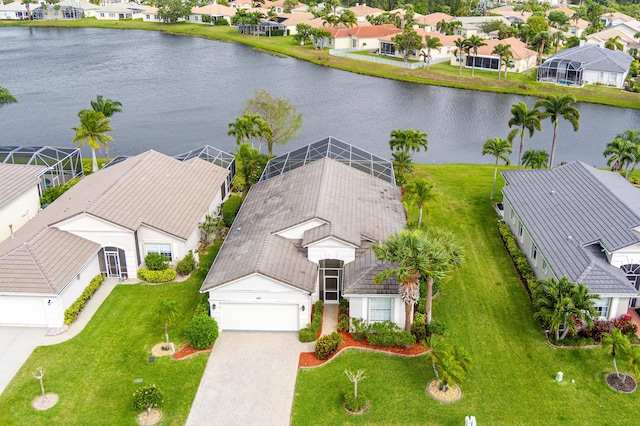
<box><xmin>186</xmin><ymin>332</ymin><xmax>303</xmax><ymax>426</ymax></box>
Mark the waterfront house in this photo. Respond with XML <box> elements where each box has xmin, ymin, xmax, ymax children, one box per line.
<box><xmin>329</xmin><ymin>24</ymin><xmax>402</xmax><ymax>50</ymax></box>
<box><xmin>0</xmin><ymin>164</ymin><xmax>46</xmax><ymax>244</ymax></box>
<box><xmin>379</xmin><ymin>29</ymin><xmax>458</xmax><ymax>63</ymax></box>
<box><xmin>450</xmin><ymin>37</ymin><xmax>537</xmax><ymax>74</ymax></box>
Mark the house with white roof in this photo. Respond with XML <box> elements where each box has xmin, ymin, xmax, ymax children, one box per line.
<box><xmin>95</xmin><ymin>2</ymin><xmax>147</xmax><ymax>20</ymax></box>
<box><xmin>0</xmin><ymin>149</ymin><xmax>231</xmax><ymax>327</ymax></box>
<box><xmin>0</xmin><ymin>1</ymin><xmax>43</xmax><ymax>19</ymax></box>
<box><xmin>537</xmin><ymin>44</ymin><xmax>633</xmax><ymax>88</ymax></box>
<box><xmin>201</xmin><ymin>138</ymin><xmax>407</xmax><ymax>332</ymax></box>
<box><xmin>587</xmin><ymin>27</ymin><xmax>640</xmax><ymax>53</ymax></box>
<box><xmin>501</xmin><ymin>162</ymin><xmax>640</xmax><ymax>320</ymax></box>
<box><xmin>187</xmin><ymin>4</ymin><xmax>236</xmax><ymax>24</ymax></box>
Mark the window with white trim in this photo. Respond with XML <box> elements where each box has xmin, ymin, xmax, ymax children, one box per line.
<box><xmin>369</xmin><ymin>298</ymin><xmax>392</xmax><ymax>323</ymax></box>
<box><xmin>593</xmin><ymin>297</ymin><xmax>610</xmax><ymax>319</ymax></box>
<box><xmin>518</xmin><ymin>223</ymin><xmax>523</xmax><ymax>240</ymax></box>
<box><xmin>145</xmin><ymin>243</ymin><xmax>173</xmax><ymax>261</ymax></box>
<box><xmin>609</xmin><ymin>72</ymin><xmax>617</xmax><ymax>83</ymax></box>
<box><xmin>531</xmin><ymin>244</ymin><xmax>538</xmax><ymax>265</ymax></box>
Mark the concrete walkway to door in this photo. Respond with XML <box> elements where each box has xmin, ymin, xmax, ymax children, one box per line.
<box><xmin>186</xmin><ymin>332</ymin><xmax>303</xmax><ymax>426</ymax></box>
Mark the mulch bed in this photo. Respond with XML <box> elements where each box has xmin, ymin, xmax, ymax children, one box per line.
<box><xmin>606</xmin><ymin>373</ymin><xmax>637</xmax><ymax>393</ymax></box>
<box><xmin>172</xmin><ymin>344</ymin><xmax>212</xmax><ymax>360</ymax></box>
<box><xmin>299</xmin><ymin>331</ymin><xmax>428</xmax><ymax>367</ymax></box>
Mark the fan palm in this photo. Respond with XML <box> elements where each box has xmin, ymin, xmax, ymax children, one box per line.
<box><xmin>602</xmin><ymin>328</ymin><xmax>632</xmax><ymax>377</ymax></box>
<box><xmin>465</xmin><ymin>35</ymin><xmax>486</xmax><ymax>77</ymax></box>
<box><xmin>0</xmin><ymin>86</ymin><xmax>18</xmax><ymax>109</ymax></box>
<box><xmin>521</xmin><ymin>149</ymin><xmax>549</xmax><ymax>169</ymax></box>
<box><xmin>534</xmin><ymin>94</ymin><xmax>580</xmax><ymax>168</ymax></box>
<box><xmin>403</xmin><ymin>178</ymin><xmax>436</xmax><ymax>228</ymax></box>
<box><xmin>481</xmin><ymin>137</ymin><xmax>512</xmax><ymax>200</ymax></box>
<box><xmin>72</xmin><ymin>110</ymin><xmax>113</xmax><ymax>173</ymax></box>
<box><xmin>508</xmin><ymin>102</ymin><xmax>541</xmax><ymax>169</ymax></box>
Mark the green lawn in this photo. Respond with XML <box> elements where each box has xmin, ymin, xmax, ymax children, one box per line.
<box><xmin>0</xmin><ymin>247</ymin><xmax>220</xmax><ymax>425</ymax></box>
<box><xmin>292</xmin><ymin>164</ymin><xmax>640</xmax><ymax>425</ymax></box>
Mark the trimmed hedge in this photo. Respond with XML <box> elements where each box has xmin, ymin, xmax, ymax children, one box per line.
<box><xmin>184</xmin><ymin>314</ymin><xmax>219</xmax><ymax>349</ymax></box>
<box><xmin>137</xmin><ymin>268</ymin><xmax>177</xmax><ymax>283</ymax></box>
<box><xmin>315</xmin><ymin>332</ymin><xmax>342</xmax><ymax>360</ymax></box>
<box><xmin>299</xmin><ymin>300</ymin><xmax>324</xmax><ymax>342</ymax></box>
<box><xmin>221</xmin><ymin>195</ymin><xmax>243</xmax><ymax>227</ymax></box>
<box><xmin>64</xmin><ymin>274</ymin><xmax>105</xmax><ymax>325</ymax></box>
<box><xmin>145</xmin><ymin>253</ymin><xmax>170</xmax><ymax>271</ymax></box>
<box><xmin>497</xmin><ymin>221</ymin><xmax>539</xmax><ymax>297</ymax></box>
<box><xmin>366</xmin><ymin>321</ymin><xmax>415</xmax><ymax>348</ymax></box>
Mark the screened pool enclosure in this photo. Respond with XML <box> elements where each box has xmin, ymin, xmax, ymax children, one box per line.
<box><xmin>0</xmin><ymin>146</ymin><xmax>83</xmax><ymax>190</ymax></box>
<box><xmin>537</xmin><ymin>58</ymin><xmax>583</xmax><ymax>86</ymax></box>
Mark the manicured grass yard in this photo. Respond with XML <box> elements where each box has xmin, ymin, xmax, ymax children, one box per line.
<box><xmin>292</xmin><ymin>164</ymin><xmax>640</xmax><ymax>425</ymax></box>
<box><xmin>0</xmin><ymin>247</ymin><xmax>220</xmax><ymax>425</ymax></box>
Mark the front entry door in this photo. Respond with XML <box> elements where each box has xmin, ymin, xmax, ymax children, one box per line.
<box><xmin>324</xmin><ymin>276</ymin><xmax>339</xmax><ymax>303</ymax></box>
<box><xmin>104</xmin><ymin>249</ymin><xmax>121</xmax><ymax>278</ymax></box>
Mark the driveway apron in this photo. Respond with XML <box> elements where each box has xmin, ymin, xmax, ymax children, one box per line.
<box><xmin>0</xmin><ymin>327</ymin><xmax>47</xmax><ymax>395</ymax></box>
<box><xmin>186</xmin><ymin>332</ymin><xmax>302</xmax><ymax>426</ymax></box>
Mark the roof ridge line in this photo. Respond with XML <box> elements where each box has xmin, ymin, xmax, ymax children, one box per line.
<box><xmin>25</xmin><ymin>241</ymin><xmax>57</xmax><ymax>293</ymax></box>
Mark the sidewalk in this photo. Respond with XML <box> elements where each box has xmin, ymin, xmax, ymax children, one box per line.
<box><xmin>320</xmin><ymin>304</ymin><xmax>338</xmax><ymax>335</ymax></box>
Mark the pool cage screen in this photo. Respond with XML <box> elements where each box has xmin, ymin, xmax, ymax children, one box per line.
<box><xmin>537</xmin><ymin>59</ymin><xmax>583</xmax><ymax>86</ymax></box>
<box><xmin>0</xmin><ymin>146</ymin><xmax>83</xmax><ymax>191</ymax></box>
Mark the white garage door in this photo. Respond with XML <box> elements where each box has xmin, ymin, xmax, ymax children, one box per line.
<box><xmin>0</xmin><ymin>297</ymin><xmax>47</xmax><ymax>326</ymax></box>
<box><xmin>220</xmin><ymin>303</ymin><xmax>299</xmax><ymax>331</ymax></box>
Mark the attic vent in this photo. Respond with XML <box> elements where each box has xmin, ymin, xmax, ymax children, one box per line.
<box><xmin>567</xmin><ymin>235</ymin><xmax>573</xmax><ymax>241</ymax></box>
<box><xmin>550</xmin><ymin>190</ymin><xmax>556</xmax><ymax>195</ymax></box>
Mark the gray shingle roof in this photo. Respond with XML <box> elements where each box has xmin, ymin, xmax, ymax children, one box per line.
<box><xmin>0</xmin><ymin>164</ymin><xmax>46</xmax><ymax>210</ymax></box>
<box><xmin>201</xmin><ymin>156</ymin><xmax>405</xmax><ymax>293</ymax></box>
<box><xmin>543</xmin><ymin>44</ymin><xmax>633</xmax><ymax>73</ymax></box>
<box><xmin>502</xmin><ymin>161</ymin><xmax>639</xmax><ymax>295</ymax></box>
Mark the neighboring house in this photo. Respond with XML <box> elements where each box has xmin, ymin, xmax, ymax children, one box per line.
<box><xmin>0</xmin><ymin>1</ymin><xmax>42</xmax><ymax>19</ymax></box>
<box><xmin>280</xmin><ymin>12</ymin><xmax>315</xmax><ymax>35</ymax></box>
<box><xmin>346</xmin><ymin>4</ymin><xmax>384</xmax><ymax>22</ymax></box>
<box><xmin>264</xmin><ymin>0</ymin><xmax>305</xmax><ymax>14</ymax></box>
<box><xmin>0</xmin><ymin>164</ymin><xmax>46</xmax><ymax>244</ymax></box>
<box><xmin>229</xmin><ymin>0</ymin><xmax>252</xmax><ymax>9</ymax></box>
<box><xmin>329</xmin><ymin>24</ymin><xmax>402</xmax><ymax>50</ymax></box>
<box><xmin>502</xmin><ymin>162</ymin><xmax>640</xmax><ymax>321</ymax></box>
<box><xmin>142</xmin><ymin>6</ymin><xmax>161</xmax><ymax>22</ymax></box>
<box><xmin>95</xmin><ymin>2</ymin><xmax>147</xmax><ymax>20</ymax></box>
<box><xmin>188</xmin><ymin>4</ymin><xmax>236</xmax><ymax>24</ymax></box>
<box><xmin>450</xmin><ymin>37</ymin><xmax>536</xmax><ymax>74</ymax></box>
<box><xmin>451</xmin><ymin>16</ymin><xmax>510</xmax><ymax>38</ymax></box>
<box><xmin>201</xmin><ymin>138</ymin><xmax>407</xmax><ymax>332</ymax></box>
<box><xmin>415</xmin><ymin>12</ymin><xmax>454</xmax><ymax>30</ymax></box>
<box><xmin>537</xmin><ymin>44</ymin><xmax>633</xmax><ymax>88</ymax></box>
<box><xmin>380</xmin><ymin>29</ymin><xmax>458</xmax><ymax>63</ymax></box>
<box><xmin>587</xmin><ymin>28</ymin><xmax>640</xmax><ymax>53</ymax></box>
<box><xmin>491</xmin><ymin>5</ymin><xmax>532</xmax><ymax>25</ymax></box>
<box><xmin>601</xmin><ymin>11</ymin><xmax>636</xmax><ymax>28</ymax></box>
<box><xmin>0</xmin><ymin>150</ymin><xmax>231</xmax><ymax>327</ymax></box>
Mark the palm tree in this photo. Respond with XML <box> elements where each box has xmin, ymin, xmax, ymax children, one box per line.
<box><xmin>491</xmin><ymin>43</ymin><xmax>512</xmax><ymax>80</ymax></box>
<box><xmin>420</xmin><ymin>35</ymin><xmax>443</xmax><ymax>70</ymax></box>
<box><xmin>228</xmin><ymin>116</ymin><xmax>255</xmax><ymax>146</ymax></box>
<box><xmin>534</xmin><ymin>94</ymin><xmax>580</xmax><ymax>168</ymax></box>
<box><xmin>437</xmin><ymin>345</ymin><xmax>472</xmax><ymax>392</ymax></box>
<box><xmin>602</xmin><ymin>329</ymin><xmax>632</xmax><ymax>378</ymax></box>
<box><xmin>237</xmin><ymin>143</ymin><xmax>268</xmax><ymax>189</ymax></box>
<box><xmin>465</xmin><ymin>35</ymin><xmax>486</xmax><ymax>77</ymax></box>
<box><xmin>391</xmin><ymin>151</ymin><xmax>413</xmax><ymax>186</ymax></box>
<box><xmin>530</xmin><ymin>31</ymin><xmax>551</xmax><ymax>65</ymax></box>
<box><xmin>435</xmin><ymin>19</ymin><xmax>449</xmax><ymax>35</ymax></box>
<box><xmin>72</xmin><ymin>110</ymin><xmax>113</xmax><ymax>173</ymax></box>
<box><xmin>552</xmin><ymin>31</ymin><xmax>565</xmax><ymax>53</ymax></box>
<box><xmin>603</xmin><ymin>135</ymin><xmax>635</xmax><ymax>174</ymax></box>
<box><xmin>158</xmin><ymin>299</ymin><xmax>180</xmax><ymax>351</ymax></box>
<box><xmin>521</xmin><ymin>149</ymin><xmax>549</xmax><ymax>169</ymax></box>
<box><xmin>373</xmin><ymin>229</ymin><xmax>463</xmax><ymax>331</ymax></box>
<box><xmin>605</xmin><ymin>35</ymin><xmax>624</xmax><ymax>51</ymax></box>
<box><xmin>533</xmin><ymin>277</ymin><xmax>598</xmax><ymax>341</ymax></box>
<box><xmin>389</xmin><ymin>129</ymin><xmax>428</xmax><ymax>159</ymax></box>
<box><xmin>403</xmin><ymin>178</ymin><xmax>436</xmax><ymax>228</ymax></box>
<box><xmin>340</xmin><ymin>10</ymin><xmax>358</xmax><ymax>28</ymax></box>
<box><xmin>90</xmin><ymin>95</ymin><xmax>122</xmax><ymax>163</ymax></box>
<box><xmin>622</xmin><ymin>346</ymin><xmax>640</xmax><ymax>384</ymax></box>
<box><xmin>508</xmin><ymin>102</ymin><xmax>542</xmax><ymax>169</ymax></box>
<box><xmin>482</xmin><ymin>137</ymin><xmax>512</xmax><ymax>200</ymax></box>
<box><xmin>0</xmin><ymin>86</ymin><xmax>17</xmax><ymax>109</ymax></box>
<box><xmin>454</xmin><ymin>37</ymin><xmax>467</xmax><ymax>75</ymax></box>
<box><xmin>322</xmin><ymin>13</ymin><xmax>340</xmax><ymax>27</ymax></box>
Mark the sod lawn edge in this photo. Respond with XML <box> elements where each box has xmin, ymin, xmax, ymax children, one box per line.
<box><xmin>1</xmin><ymin>19</ymin><xmax>639</xmax><ymax>110</ymax></box>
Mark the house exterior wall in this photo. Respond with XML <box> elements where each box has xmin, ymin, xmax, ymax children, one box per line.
<box><xmin>58</xmin><ymin>254</ymin><xmax>102</xmax><ymax>310</ymax></box>
<box><xmin>332</xmin><ymin>37</ymin><xmax>353</xmax><ymax>50</ymax></box>
<box><xmin>0</xmin><ymin>184</ymin><xmax>41</xmax><ymax>243</ymax></box>
<box><xmin>137</xmin><ymin>225</ymin><xmax>185</xmax><ymax>267</ymax></box>
<box><xmin>143</xmin><ymin>12</ymin><xmax>160</xmax><ymax>21</ymax></box>
<box><xmin>307</xmin><ymin>238</ymin><xmax>356</xmax><ymax>264</ymax></box>
<box><xmin>610</xmin><ymin>243</ymin><xmax>640</xmax><ymax>268</ymax></box>
<box><xmin>347</xmin><ymin>296</ymin><xmax>406</xmax><ymax>330</ymax></box>
<box><xmin>351</xmin><ymin>36</ymin><xmax>384</xmax><ymax>49</ymax></box>
<box><xmin>582</xmin><ymin>68</ymin><xmax>628</xmax><ymax>88</ymax></box>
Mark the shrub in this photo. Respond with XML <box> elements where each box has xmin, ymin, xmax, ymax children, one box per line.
<box><xmin>64</xmin><ymin>274</ymin><xmax>105</xmax><ymax>325</ymax></box>
<box><xmin>221</xmin><ymin>195</ymin><xmax>243</xmax><ymax>227</ymax></box>
<box><xmin>145</xmin><ymin>253</ymin><xmax>170</xmax><ymax>271</ymax></box>
<box><xmin>133</xmin><ymin>384</ymin><xmax>164</xmax><ymax>414</ymax></box>
<box><xmin>426</xmin><ymin>320</ymin><xmax>447</xmax><ymax>337</ymax></box>
<box><xmin>337</xmin><ymin>316</ymin><xmax>350</xmax><ymax>332</ymax></box>
<box><xmin>299</xmin><ymin>327</ymin><xmax>317</xmax><ymax>342</ymax></box>
<box><xmin>613</xmin><ymin>314</ymin><xmax>638</xmax><ymax>340</ymax></box>
<box><xmin>416</xmin><ymin>297</ymin><xmax>426</xmax><ymax>314</ymax></box>
<box><xmin>581</xmin><ymin>320</ymin><xmax>612</xmax><ymax>342</ymax></box>
<box><xmin>366</xmin><ymin>321</ymin><xmax>416</xmax><ymax>348</ymax></box>
<box><xmin>411</xmin><ymin>313</ymin><xmax>427</xmax><ymax>342</ymax></box>
<box><xmin>193</xmin><ymin>239</ymin><xmax>223</xmax><ymax>280</ymax></box>
<box><xmin>40</xmin><ymin>178</ymin><xmax>80</xmax><ymax>206</ymax></box>
<box><xmin>176</xmin><ymin>251</ymin><xmax>196</xmax><ymax>275</ymax></box>
<box><xmin>344</xmin><ymin>392</ymin><xmax>368</xmax><ymax>412</ymax></box>
<box><xmin>299</xmin><ymin>300</ymin><xmax>324</xmax><ymax>342</ymax></box>
<box><xmin>350</xmin><ymin>317</ymin><xmax>368</xmax><ymax>341</ymax></box>
<box><xmin>137</xmin><ymin>268</ymin><xmax>177</xmax><ymax>283</ymax></box>
<box><xmin>193</xmin><ymin>294</ymin><xmax>210</xmax><ymax>317</ymax></box>
<box><xmin>185</xmin><ymin>315</ymin><xmax>219</xmax><ymax>349</ymax></box>
<box><xmin>498</xmin><ymin>221</ymin><xmax>538</xmax><ymax>297</ymax></box>
<box><xmin>315</xmin><ymin>332</ymin><xmax>342</xmax><ymax>360</ymax></box>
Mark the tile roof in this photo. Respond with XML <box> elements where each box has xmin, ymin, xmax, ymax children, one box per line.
<box><xmin>347</xmin><ymin>4</ymin><xmax>384</xmax><ymax>16</ymax></box>
<box><xmin>191</xmin><ymin>4</ymin><xmax>236</xmax><ymax>15</ymax></box>
<box><xmin>502</xmin><ymin>161</ymin><xmax>640</xmax><ymax>295</ymax></box>
<box><xmin>379</xmin><ymin>29</ymin><xmax>460</xmax><ymax>46</ymax></box>
<box><xmin>474</xmin><ymin>37</ymin><xmax>537</xmax><ymax>60</ymax></box>
<box><xmin>202</xmin><ymin>155</ymin><xmax>405</xmax><ymax>293</ymax></box>
<box><xmin>417</xmin><ymin>12</ymin><xmax>454</xmax><ymax>25</ymax></box>
<box><xmin>587</xmin><ymin>28</ymin><xmax>640</xmax><ymax>49</ymax></box>
<box><xmin>0</xmin><ymin>164</ymin><xmax>46</xmax><ymax>210</ymax></box>
<box><xmin>329</xmin><ymin>23</ymin><xmax>400</xmax><ymax>38</ymax></box>
<box><xmin>544</xmin><ymin>44</ymin><xmax>633</xmax><ymax>73</ymax></box>
<box><xmin>343</xmin><ymin>242</ymin><xmax>399</xmax><ymax>295</ymax></box>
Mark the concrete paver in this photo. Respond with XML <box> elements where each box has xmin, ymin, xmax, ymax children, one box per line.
<box><xmin>321</xmin><ymin>304</ymin><xmax>339</xmax><ymax>335</ymax></box>
<box><xmin>186</xmin><ymin>332</ymin><xmax>303</xmax><ymax>426</ymax></box>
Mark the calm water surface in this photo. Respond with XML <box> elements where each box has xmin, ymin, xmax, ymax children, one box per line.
<box><xmin>1</xmin><ymin>26</ymin><xmax>639</xmax><ymax>167</ymax></box>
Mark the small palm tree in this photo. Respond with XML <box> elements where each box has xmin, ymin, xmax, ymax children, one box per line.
<box><xmin>391</xmin><ymin>151</ymin><xmax>414</xmax><ymax>186</ymax></box>
<box><xmin>491</xmin><ymin>43</ymin><xmax>512</xmax><ymax>80</ymax></box>
<box><xmin>465</xmin><ymin>35</ymin><xmax>487</xmax><ymax>77</ymax></box>
<box><xmin>340</xmin><ymin>10</ymin><xmax>358</xmax><ymax>28</ymax></box>
<box><xmin>602</xmin><ymin>329</ymin><xmax>632</xmax><ymax>378</ymax></box>
<box><xmin>482</xmin><ymin>137</ymin><xmax>512</xmax><ymax>200</ymax></box>
<box><xmin>389</xmin><ymin>129</ymin><xmax>428</xmax><ymax>159</ymax></box>
<box><xmin>403</xmin><ymin>178</ymin><xmax>436</xmax><ymax>228</ymax></box>
<box><xmin>603</xmin><ymin>136</ymin><xmax>634</xmax><ymax>174</ymax></box>
<box><xmin>508</xmin><ymin>102</ymin><xmax>542</xmax><ymax>169</ymax></box>
<box><xmin>622</xmin><ymin>346</ymin><xmax>640</xmax><ymax>384</ymax></box>
<box><xmin>437</xmin><ymin>345</ymin><xmax>472</xmax><ymax>392</ymax></box>
<box><xmin>534</xmin><ymin>94</ymin><xmax>580</xmax><ymax>168</ymax></box>
<box><xmin>605</xmin><ymin>35</ymin><xmax>624</xmax><ymax>51</ymax></box>
<box><xmin>420</xmin><ymin>35</ymin><xmax>443</xmax><ymax>70</ymax></box>
<box><xmin>521</xmin><ymin>149</ymin><xmax>549</xmax><ymax>169</ymax></box>
<box><xmin>72</xmin><ymin>110</ymin><xmax>114</xmax><ymax>173</ymax></box>
<box><xmin>0</xmin><ymin>86</ymin><xmax>18</xmax><ymax>109</ymax></box>
<box><xmin>157</xmin><ymin>299</ymin><xmax>181</xmax><ymax>351</ymax></box>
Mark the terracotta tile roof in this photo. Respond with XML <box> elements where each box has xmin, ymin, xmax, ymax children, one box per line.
<box><xmin>474</xmin><ymin>37</ymin><xmax>536</xmax><ymax>60</ymax></box>
<box><xmin>347</xmin><ymin>4</ymin><xmax>384</xmax><ymax>16</ymax></box>
<box><xmin>0</xmin><ymin>164</ymin><xmax>46</xmax><ymax>210</ymax></box>
<box><xmin>379</xmin><ymin>28</ymin><xmax>459</xmax><ymax>45</ymax></box>
<box><xmin>416</xmin><ymin>12</ymin><xmax>453</xmax><ymax>25</ymax></box>
<box><xmin>588</xmin><ymin>28</ymin><xmax>640</xmax><ymax>48</ymax></box>
<box><xmin>192</xmin><ymin>4</ymin><xmax>236</xmax><ymax>15</ymax></box>
<box><xmin>280</xmin><ymin>12</ymin><xmax>315</xmax><ymax>25</ymax></box>
<box><xmin>547</xmin><ymin>6</ymin><xmax>575</xmax><ymax>16</ymax></box>
<box><xmin>329</xmin><ymin>23</ymin><xmax>400</xmax><ymax>38</ymax></box>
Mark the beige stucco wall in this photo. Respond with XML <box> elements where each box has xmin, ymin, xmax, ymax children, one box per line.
<box><xmin>0</xmin><ymin>185</ymin><xmax>41</xmax><ymax>243</ymax></box>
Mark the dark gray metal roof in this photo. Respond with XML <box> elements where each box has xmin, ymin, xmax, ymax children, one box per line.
<box><xmin>502</xmin><ymin>161</ymin><xmax>640</xmax><ymax>295</ymax></box>
<box><xmin>542</xmin><ymin>44</ymin><xmax>633</xmax><ymax>73</ymax></box>
<box><xmin>201</xmin><ymin>155</ymin><xmax>405</xmax><ymax>293</ymax></box>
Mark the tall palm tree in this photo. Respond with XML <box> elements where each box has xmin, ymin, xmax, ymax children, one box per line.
<box><xmin>534</xmin><ymin>94</ymin><xmax>580</xmax><ymax>168</ymax></box>
<box><xmin>403</xmin><ymin>178</ymin><xmax>436</xmax><ymax>228</ymax></box>
<box><xmin>391</xmin><ymin>151</ymin><xmax>413</xmax><ymax>186</ymax></box>
<box><xmin>602</xmin><ymin>329</ymin><xmax>632</xmax><ymax>378</ymax></box>
<box><xmin>0</xmin><ymin>86</ymin><xmax>17</xmax><ymax>108</ymax></box>
<box><xmin>530</xmin><ymin>31</ymin><xmax>551</xmax><ymax>65</ymax></box>
<box><xmin>72</xmin><ymin>110</ymin><xmax>114</xmax><ymax>173</ymax></box>
<box><xmin>508</xmin><ymin>102</ymin><xmax>542</xmax><ymax>169</ymax></box>
<box><xmin>491</xmin><ymin>43</ymin><xmax>512</xmax><ymax>80</ymax></box>
<box><xmin>454</xmin><ymin>37</ymin><xmax>467</xmax><ymax>75</ymax></box>
<box><xmin>465</xmin><ymin>35</ymin><xmax>486</xmax><ymax>77</ymax></box>
<box><xmin>90</xmin><ymin>95</ymin><xmax>122</xmax><ymax>163</ymax></box>
<box><xmin>420</xmin><ymin>35</ymin><xmax>443</xmax><ymax>70</ymax></box>
<box><xmin>605</xmin><ymin>35</ymin><xmax>624</xmax><ymax>51</ymax></box>
<box><xmin>322</xmin><ymin>13</ymin><xmax>340</xmax><ymax>27</ymax></box>
<box><xmin>373</xmin><ymin>229</ymin><xmax>463</xmax><ymax>331</ymax></box>
<box><xmin>521</xmin><ymin>149</ymin><xmax>549</xmax><ymax>169</ymax></box>
<box><xmin>607</xmin><ymin>129</ymin><xmax>640</xmax><ymax>179</ymax></box>
<box><xmin>481</xmin><ymin>137</ymin><xmax>512</xmax><ymax>200</ymax></box>
<box><xmin>552</xmin><ymin>31</ymin><xmax>565</xmax><ymax>53</ymax></box>
<box><xmin>389</xmin><ymin>129</ymin><xmax>428</xmax><ymax>159</ymax></box>
<box><xmin>339</xmin><ymin>10</ymin><xmax>358</xmax><ymax>28</ymax></box>
<box><xmin>533</xmin><ymin>277</ymin><xmax>598</xmax><ymax>341</ymax></box>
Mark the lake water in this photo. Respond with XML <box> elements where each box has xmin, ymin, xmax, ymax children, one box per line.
<box><xmin>1</xmin><ymin>26</ymin><xmax>639</xmax><ymax>166</ymax></box>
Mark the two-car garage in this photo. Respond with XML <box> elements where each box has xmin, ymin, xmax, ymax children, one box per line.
<box><xmin>216</xmin><ymin>302</ymin><xmax>300</xmax><ymax>332</ymax></box>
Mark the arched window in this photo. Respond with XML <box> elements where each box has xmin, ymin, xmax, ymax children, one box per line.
<box><xmin>621</xmin><ymin>264</ymin><xmax>640</xmax><ymax>290</ymax></box>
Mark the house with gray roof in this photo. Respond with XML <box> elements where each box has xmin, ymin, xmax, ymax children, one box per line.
<box><xmin>201</xmin><ymin>138</ymin><xmax>407</xmax><ymax>331</ymax></box>
<box><xmin>537</xmin><ymin>44</ymin><xmax>633</xmax><ymax>88</ymax></box>
<box><xmin>0</xmin><ymin>149</ymin><xmax>230</xmax><ymax>327</ymax></box>
<box><xmin>501</xmin><ymin>161</ymin><xmax>640</xmax><ymax>320</ymax></box>
<box><xmin>0</xmin><ymin>164</ymin><xmax>46</xmax><ymax>243</ymax></box>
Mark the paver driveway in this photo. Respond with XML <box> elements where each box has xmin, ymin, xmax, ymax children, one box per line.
<box><xmin>186</xmin><ymin>332</ymin><xmax>303</xmax><ymax>426</ymax></box>
<box><xmin>0</xmin><ymin>327</ymin><xmax>47</xmax><ymax>395</ymax></box>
